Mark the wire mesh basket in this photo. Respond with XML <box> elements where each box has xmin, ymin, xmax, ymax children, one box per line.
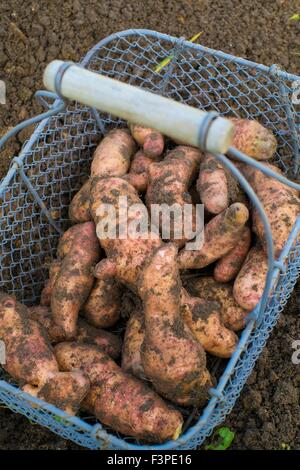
<box><xmin>0</xmin><ymin>29</ymin><xmax>300</xmax><ymax>450</ymax></box>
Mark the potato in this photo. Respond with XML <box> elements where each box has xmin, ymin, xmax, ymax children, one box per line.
<box><xmin>197</xmin><ymin>154</ymin><xmax>229</xmax><ymax>214</ymax></box>
<box><xmin>51</xmin><ymin>222</ymin><xmax>100</xmax><ymax>339</ymax></box>
<box><xmin>0</xmin><ymin>293</ymin><xmax>90</xmax><ymax>414</ymax></box>
<box><xmin>178</xmin><ymin>203</ymin><xmax>249</xmax><ymax>269</ymax></box>
<box><xmin>129</xmin><ymin>123</ymin><xmax>164</xmax><ymax>159</ymax></box>
<box><xmin>23</xmin><ymin>371</ymin><xmax>89</xmax><ymax>416</ymax></box>
<box><xmin>28</xmin><ymin>305</ymin><xmax>65</xmax><ymax>343</ymax></box>
<box><xmin>69</xmin><ymin>179</ymin><xmax>91</xmax><ymax>223</ymax></box>
<box><xmin>121</xmin><ymin>309</ymin><xmax>145</xmax><ymax>380</ymax></box>
<box><xmin>56</xmin><ymin>223</ymin><xmax>88</xmax><ymax>259</ymax></box>
<box><xmin>0</xmin><ymin>293</ymin><xmax>58</xmax><ymax>386</ymax></box>
<box><xmin>214</xmin><ymin>226</ymin><xmax>251</xmax><ymax>282</ymax></box>
<box><xmin>181</xmin><ymin>289</ymin><xmax>238</xmax><ymax>357</ymax></box>
<box><xmin>146</xmin><ymin>146</ymin><xmax>203</xmax><ymax>246</ymax></box>
<box><xmin>123</xmin><ymin>150</ymin><xmax>162</xmax><ymax>193</ymax></box>
<box><xmin>40</xmin><ymin>259</ymin><xmax>62</xmax><ymax>306</ymax></box>
<box><xmin>185</xmin><ymin>276</ymin><xmax>249</xmax><ymax>331</ymax></box>
<box><xmin>138</xmin><ymin>244</ymin><xmax>211</xmax><ymax>406</ymax></box>
<box><xmin>83</xmin><ymin>276</ymin><xmax>123</xmax><ymax>329</ymax></box>
<box><xmin>230</xmin><ymin>118</ymin><xmax>277</xmax><ymax>160</ymax></box>
<box><xmin>233</xmin><ymin>244</ymin><xmax>268</xmax><ymax>311</ymax></box>
<box><xmin>240</xmin><ymin>162</ymin><xmax>300</xmax><ymax>258</ymax></box>
<box><xmin>90</xmin><ymin>177</ymin><xmax>161</xmax><ymax>289</ymax></box>
<box><xmin>76</xmin><ymin>318</ymin><xmax>121</xmax><ymax>359</ymax></box>
<box><xmin>91</xmin><ymin>129</ymin><xmax>136</xmax><ymax>178</ymax></box>
<box><xmin>55</xmin><ymin>342</ymin><xmax>183</xmax><ymax>443</ymax></box>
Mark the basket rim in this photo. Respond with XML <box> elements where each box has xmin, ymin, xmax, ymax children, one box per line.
<box><xmin>82</xmin><ymin>28</ymin><xmax>300</xmax><ymax>82</ymax></box>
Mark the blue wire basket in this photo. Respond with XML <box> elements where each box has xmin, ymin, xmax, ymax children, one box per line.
<box><xmin>0</xmin><ymin>29</ymin><xmax>300</xmax><ymax>450</ymax></box>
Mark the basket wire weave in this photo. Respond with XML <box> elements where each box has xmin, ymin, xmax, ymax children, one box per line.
<box><xmin>0</xmin><ymin>29</ymin><xmax>300</xmax><ymax>450</ymax></box>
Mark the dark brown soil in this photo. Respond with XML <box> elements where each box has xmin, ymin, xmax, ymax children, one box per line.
<box><xmin>0</xmin><ymin>0</ymin><xmax>300</xmax><ymax>450</ymax></box>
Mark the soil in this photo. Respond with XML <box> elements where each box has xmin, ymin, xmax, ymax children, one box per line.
<box><xmin>0</xmin><ymin>0</ymin><xmax>300</xmax><ymax>450</ymax></box>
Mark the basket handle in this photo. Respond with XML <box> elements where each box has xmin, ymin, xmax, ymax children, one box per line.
<box><xmin>43</xmin><ymin>60</ymin><xmax>234</xmax><ymax>154</ymax></box>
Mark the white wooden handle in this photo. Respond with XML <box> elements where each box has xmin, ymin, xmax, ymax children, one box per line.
<box><xmin>44</xmin><ymin>60</ymin><xmax>234</xmax><ymax>153</ymax></box>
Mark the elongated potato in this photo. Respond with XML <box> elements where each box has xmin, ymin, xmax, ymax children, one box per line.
<box><xmin>230</xmin><ymin>118</ymin><xmax>277</xmax><ymax>160</ymax></box>
<box><xmin>121</xmin><ymin>309</ymin><xmax>145</xmax><ymax>379</ymax></box>
<box><xmin>181</xmin><ymin>290</ymin><xmax>238</xmax><ymax>358</ymax></box>
<box><xmin>83</xmin><ymin>276</ymin><xmax>123</xmax><ymax>329</ymax></box>
<box><xmin>40</xmin><ymin>259</ymin><xmax>62</xmax><ymax>306</ymax></box>
<box><xmin>138</xmin><ymin>244</ymin><xmax>211</xmax><ymax>406</ymax></box>
<box><xmin>51</xmin><ymin>222</ymin><xmax>100</xmax><ymax>339</ymax></box>
<box><xmin>197</xmin><ymin>154</ymin><xmax>229</xmax><ymax>214</ymax></box>
<box><xmin>184</xmin><ymin>276</ymin><xmax>248</xmax><ymax>331</ymax></box>
<box><xmin>91</xmin><ymin>129</ymin><xmax>136</xmax><ymax>178</ymax></box>
<box><xmin>0</xmin><ymin>293</ymin><xmax>89</xmax><ymax>414</ymax></box>
<box><xmin>240</xmin><ymin>162</ymin><xmax>300</xmax><ymax>258</ymax></box>
<box><xmin>233</xmin><ymin>244</ymin><xmax>268</xmax><ymax>311</ymax></box>
<box><xmin>129</xmin><ymin>123</ymin><xmax>164</xmax><ymax>159</ymax></box>
<box><xmin>214</xmin><ymin>226</ymin><xmax>251</xmax><ymax>282</ymax></box>
<box><xmin>178</xmin><ymin>203</ymin><xmax>249</xmax><ymax>269</ymax></box>
<box><xmin>124</xmin><ymin>150</ymin><xmax>162</xmax><ymax>193</ymax></box>
<box><xmin>0</xmin><ymin>293</ymin><xmax>58</xmax><ymax>386</ymax></box>
<box><xmin>23</xmin><ymin>371</ymin><xmax>89</xmax><ymax>416</ymax></box>
<box><xmin>55</xmin><ymin>342</ymin><xmax>183</xmax><ymax>443</ymax></box>
<box><xmin>69</xmin><ymin>179</ymin><xmax>91</xmax><ymax>223</ymax></box>
<box><xmin>146</xmin><ymin>146</ymin><xmax>203</xmax><ymax>246</ymax></box>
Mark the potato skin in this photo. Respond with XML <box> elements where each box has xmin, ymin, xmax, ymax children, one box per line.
<box><xmin>124</xmin><ymin>150</ymin><xmax>162</xmax><ymax>193</ymax></box>
<box><xmin>233</xmin><ymin>245</ymin><xmax>268</xmax><ymax>311</ymax></box>
<box><xmin>146</xmin><ymin>146</ymin><xmax>203</xmax><ymax>246</ymax></box>
<box><xmin>51</xmin><ymin>222</ymin><xmax>100</xmax><ymax>339</ymax></box>
<box><xmin>197</xmin><ymin>154</ymin><xmax>228</xmax><ymax>214</ymax></box>
<box><xmin>76</xmin><ymin>318</ymin><xmax>121</xmax><ymax>359</ymax></box>
<box><xmin>185</xmin><ymin>276</ymin><xmax>248</xmax><ymax>331</ymax></box>
<box><xmin>55</xmin><ymin>342</ymin><xmax>183</xmax><ymax>443</ymax></box>
<box><xmin>129</xmin><ymin>123</ymin><xmax>164</xmax><ymax>159</ymax></box>
<box><xmin>121</xmin><ymin>309</ymin><xmax>145</xmax><ymax>380</ymax></box>
<box><xmin>23</xmin><ymin>371</ymin><xmax>90</xmax><ymax>416</ymax></box>
<box><xmin>181</xmin><ymin>290</ymin><xmax>238</xmax><ymax>358</ymax></box>
<box><xmin>214</xmin><ymin>226</ymin><xmax>251</xmax><ymax>282</ymax></box>
<box><xmin>240</xmin><ymin>162</ymin><xmax>300</xmax><ymax>258</ymax></box>
<box><xmin>178</xmin><ymin>203</ymin><xmax>249</xmax><ymax>269</ymax></box>
<box><xmin>28</xmin><ymin>306</ymin><xmax>65</xmax><ymax>343</ymax></box>
<box><xmin>91</xmin><ymin>129</ymin><xmax>136</xmax><ymax>179</ymax></box>
<box><xmin>138</xmin><ymin>244</ymin><xmax>211</xmax><ymax>407</ymax></box>
<box><xmin>0</xmin><ymin>294</ymin><xmax>58</xmax><ymax>386</ymax></box>
<box><xmin>83</xmin><ymin>277</ymin><xmax>123</xmax><ymax>329</ymax></box>
<box><xmin>69</xmin><ymin>179</ymin><xmax>91</xmax><ymax>223</ymax></box>
<box><xmin>56</xmin><ymin>223</ymin><xmax>87</xmax><ymax>259</ymax></box>
<box><xmin>230</xmin><ymin>118</ymin><xmax>277</xmax><ymax>160</ymax></box>
<box><xmin>40</xmin><ymin>259</ymin><xmax>62</xmax><ymax>306</ymax></box>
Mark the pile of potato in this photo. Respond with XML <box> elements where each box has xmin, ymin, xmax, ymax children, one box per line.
<box><xmin>1</xmin><ymin>117</ymin><xmax>299</xmax><ymax>444</ymax></box>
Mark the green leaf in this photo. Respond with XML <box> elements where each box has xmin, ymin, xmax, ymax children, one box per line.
<box><xmin>205</xmin><ymin>427</ymin><xmax>235</xmax><ymax>450</ymax></box>
<box><xmin>289</xmin><ymin>13</ymin><xmax>300</xmax><ymax>21</ymax></box>
<box><xmin>154</xmin><ymin>32</ymin><xmax>203</xmax><ymax>73</ymax></box>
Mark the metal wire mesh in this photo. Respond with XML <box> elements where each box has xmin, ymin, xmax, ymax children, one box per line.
<box><xmin>0</xmin><ymin>29</ymin><xmax>300</xmax><ymax>450</ymax></box>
